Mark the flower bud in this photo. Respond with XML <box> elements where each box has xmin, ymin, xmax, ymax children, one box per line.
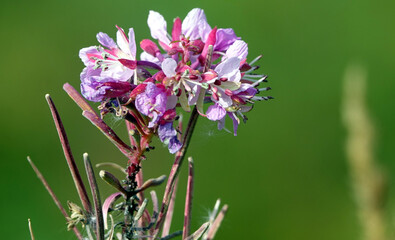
<box><xmin>140</xmin><ymin>39</ymin><xmax>160</xmax><ymax>56</ymax></box>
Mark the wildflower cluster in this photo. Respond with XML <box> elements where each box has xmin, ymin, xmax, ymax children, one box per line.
<box><xmin>28</xmin><ymin>8</ymin><xmax>271</xmax><ymax>240</ymax></box>
<box><xmin>79</xmin><ymin>8</ymin><xmax>271</xmax><ymax>154</ymax></box>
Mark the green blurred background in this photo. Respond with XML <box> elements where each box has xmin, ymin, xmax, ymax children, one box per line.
<box><xmin>1</xmin><ymin>0</ymin><xmax>394</xmax><ymax>239</ymax></box>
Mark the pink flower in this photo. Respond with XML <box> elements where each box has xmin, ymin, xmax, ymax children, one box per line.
<box><xmin>79</xmin><ymin>26</ymin><xmax>137</xmax><ymax>83</ymax></box>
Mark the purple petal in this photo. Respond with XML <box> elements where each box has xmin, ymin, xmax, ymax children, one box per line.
<box><xmin>135</xmin><ymin>93</ymin><xmax>151</xmax><ymax>116</ymax></box>
<box><xmin>80</xmin><ymin>67</ymin><xmax>132</xmax><ymax>102</ymax></box>
<box><xmin>148</xmin><ymin>111</ymin><xmax>159</xmax><ymax>128</ymax></box>
<box><xmin>166</xmin><ymin>95</ymin><xmax>178</xmax><ymax>109</ymax></box>
<box><xmin>225</xmin><ymin>40</ymin><xmax>248</xmax><ymax>60</ymax></box>
<box><xmin>161</xmin><ymin>58</ymin><xmax>177</xmax><ymax>77</ymax></box>
<box><xmin>227</xmin><ymin>112</ymin><xmax>240</xmax><ymax>136</ymax></box>
<box><xmin>158</xmin><ymin>123</ymin><xmax>177</xmax><ymax>142</ymax></box>
<box><xmin>217</xmin><ymin>116</ymin><xmax>226</xmax><ymax>130</ymax></box>
<box><xmin>206</xmin><ymin>103</ymin><xmax>226</xmax><ymax>121</ymax></box>
<box><xmin>168</xmin><ymin>137</ymin><xmax>182</xmax><ymax>154</ymax></box>
<box><xmin>154</xmin><ymin>91</ymin><xmax>167</xmax><ymax>113</ymax></box>
<box><xmin>215</xmin><ymin>28</ymin><xmax>240</xmax><ymax>52</ymax></box>
<box><xmin>182</xmin><ymin>8</ymin><xmax>208</xmax><ymax>40</ymax></box>
<box><xmin>148</xmin><ymin>11</ymin><xmax>170</xmax><ymax>45</ymax></box>
<box><xmin>96</xmin><ymin>32</ymin><xmax>117</xmax><ymax>49</ymax></box>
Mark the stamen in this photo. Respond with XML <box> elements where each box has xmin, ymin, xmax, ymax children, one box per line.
<box><xmin>258</xmin><ymin>87</ymin><xmax>271</xmax><ymax>92</ymax></box>
<box><xmin>250</xmin><ymin>76</ymin><xmax>268</xmax><ymax>87</ymax></box>
<box><xmin>244</xmin><ymin>74</ymin><xmax>266</xmax><ymax>78</ymax></box>
<box><xmin>243</xmin><ymin>66</ymin><xmax>259</xmax><ymax>74</ymax></box>
<box><xmin>249</xmin><ymin>55</ymin><xmax>262</xmax><ymax>66</ymax></box>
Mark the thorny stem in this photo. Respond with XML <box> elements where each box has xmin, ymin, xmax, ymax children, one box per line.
<box><xmin>45</xmin><ymin>94</ymin><xmax>92</xmax><ymax>214</ymax></box>
<box><xmin>27</xmin><ymin>157</ymin><xmax>83</xmax><ymax>240</ymax></box>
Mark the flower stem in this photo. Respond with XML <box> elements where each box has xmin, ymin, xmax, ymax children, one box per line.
<box><xmin>153</xmin><ymin>106</ymin><xmax>199</xmax><ymax>237</ymax></box>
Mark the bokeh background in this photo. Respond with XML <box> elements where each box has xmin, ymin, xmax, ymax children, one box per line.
<box><xmin>1</xmin><ymin>0</ymin><xmax>394</xmax><ymax>239</ymax></box>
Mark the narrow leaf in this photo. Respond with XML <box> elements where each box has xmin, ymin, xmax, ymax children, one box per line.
<box><xmin>136</xmin><ymin>175</ymin><xmax>167</xmax><ymax>193</ymax></box>
<box><xmin>182</xmin><ymin>157</ymin><xmax>194</xmax><ymax>239</ymax></box>
<box><xmin>161</xmin><ymin>176</ymin><xmax>179</xmax><ymax>237</ymax></box>
<box><xmin>82</xmin><ymin>110</ymin><xmax>134</xmax><ymax>159</ymax></box>
<box><xmin>45</xmin><ymin>94</ymin><xmax>92</xmax><ymax>213</ymax></box>
<box><xmin>102</xmin><ymin>192</ymin><xmax>122</xmax><ymax>230</ymax></box>
<box><xmin>99</xmin><ymin>170</ymin><xmax>128</xmax><ymax>196</ymax></box>
<box><xmin>84</xmin><ymin>153</ymin><xmax>105</xmax><ymax>240</ymax></box>
<box><xmin>205</xmin><ymin>205</ymin><xmax>228</xmax><ymax>240</ymax></box>
<box><xmin>28</xmin><ymin>219</ymin><xmax>35</xmax><ymax>240</ymax></box>
<box><xmin>186</xmin><ymin>222</ymin><xmax>210</xmax><ymax>240</ymax></box>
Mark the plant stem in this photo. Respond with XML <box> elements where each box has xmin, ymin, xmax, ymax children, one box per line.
<box><xmin>153</xmin><ymin>107</ymin><xmax>199</xmax><ymax>237</ymax></box>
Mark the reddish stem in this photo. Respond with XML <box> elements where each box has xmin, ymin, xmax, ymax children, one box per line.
<box><xmin>45</xmin><ymin>94</ymin><xmax>92</xmax><ymax>213</ymax></box>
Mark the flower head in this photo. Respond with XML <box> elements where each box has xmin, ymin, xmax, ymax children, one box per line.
<box><xmin>77</xmin><ymin>8</ymin><xmax>271</xmax><ymax>153</ymax></box>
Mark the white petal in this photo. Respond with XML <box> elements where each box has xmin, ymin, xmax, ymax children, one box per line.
<box><xmin>161</xmin><ymin>58</ymin><xmax>177</xmax><ymax>77</ymax></box>
<box><xmin>225</xmin><ymin>40</ymin><xmax>248</xmax><ymax>60</ymax></box>
<box><xmin>128</xmin><ymin>28</ymin><xmax>136</xmax><ymax>57</ymax></box>
<box><xmin>140</xmin><ymin>52</ymin><xmax>161</xmax><ymax>65</ymax></box>
<box><xmin>148</xmin><ymin>11</ymin><xmax>170</xmax><ymax>45</ymax></box>
<box><xmin>117</xmin><ymin>26</ymin><xmax>131</xmax><ymax>55</ymax></box>
<box><xmin>182</xmin><ymin>8</ymin><xmax>208</xmax><ymax>40</ymax></box>
<box><xmin>212</xmin><ymin>92</ymin><xmax>232</xmax><ymax>108</ymax></box>
<box><xmin>214</xmin><ymin>57</ymin><xmax>241</xmax><ymax>78</ymax></box>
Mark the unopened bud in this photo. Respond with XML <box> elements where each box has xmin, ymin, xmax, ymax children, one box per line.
<box><xmin>135</xmin><ymin>175</ymin><xmax>167</xmax><ymax>193</ymax></box>
<box><xmin>100</xmin><ymin>170</ymin><xmax>128</xmax><ymax>196</ymax></box>
<box><xmin>189</xmin><ymin>74</ymin><xmax>198</xmax><ymax>80</ymax></box>
<box><xmin>140</xmin><ymin>39</ymin><xmax>160</xmax><ymax>56</ymax></box>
